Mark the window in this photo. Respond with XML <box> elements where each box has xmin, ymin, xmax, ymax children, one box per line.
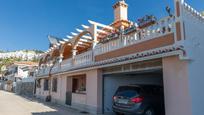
<box><xmin>52</xmin><ymin>78</ymin><xmax>57</xmax><ymax>92</ymax></box>
<box><xmin>29</xmin><ymin>72</ymin><xmax>34</xmax><ymax>77</ymax></box>
<box><xmin>72</xmin><ymin>75</ymin><xmax>86</xmax><ymax>94</ymax></box>
<box><xmin>44</xmin><ymin>79</ymin><xmax>49</xmax><ymax>91</ymax></box>
<box><xmin>36</xmin><ymin>79</ymin><xmax>41</xmax><ymax>88</ymax></box>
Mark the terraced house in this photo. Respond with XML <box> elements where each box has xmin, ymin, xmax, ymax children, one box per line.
<box><xmin>35</xmin><ymin>0</ymin><xmax>204</xmax><ymax>115</ymax></box>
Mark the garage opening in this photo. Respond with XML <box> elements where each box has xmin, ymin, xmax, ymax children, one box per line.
<box><xmin>102</xmin><ymin>59</ymin><xmax>165</xmax><ymax>115</ymax></box>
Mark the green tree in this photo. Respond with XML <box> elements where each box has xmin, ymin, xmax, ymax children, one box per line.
<box><xmin>202</xmin><ymin>11</ymin><xmax>204</xmax><ymax>16</ymax></box>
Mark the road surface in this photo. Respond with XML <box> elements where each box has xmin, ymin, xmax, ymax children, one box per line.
<box><xmin>0</xmin><ymin>90</ymin><xmax>90</xmax><ymax>115</ymax></box>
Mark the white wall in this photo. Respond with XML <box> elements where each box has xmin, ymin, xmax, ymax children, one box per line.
<box><xmin>35</xmin><ymin>79</ymin><xmax>49</xmax><ymax>99</ymax></box>
<box><xmin>51</xmin><ymin>75</ymin><xmax>66</xmax><ymax>105</ymax></box>
<box><xmin>163</xmin><ymin>56</ymin><xmax>192</xmax><ymax>115</ymax></box>
<box><xmin>181</xmin><ymin>3</ymin><xmax>204</xmax><ymax>115</ymax></box>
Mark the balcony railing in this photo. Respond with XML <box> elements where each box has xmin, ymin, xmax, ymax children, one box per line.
<box><xmin>37</xmin><ymin>66</ymin><xmax>50</xmax><ymax>76</ymax></box>
<box><xmin>73</xmin><ymin>50</ymin><xmax>93</xmax><ymax>66</ymax></box>
<box><xmin>61</xmin><ymin>58</ymin><xmax>72</xmax><ymax>70</ymax></box>
<box><xmin>37</xmin><ymin>16</ymin><xmax>176</xmax><ymax>77</ymax></box>
<box><xmin>94</xmin><ymin>16</ymin><xmax>176</xmax><ymax>55</ymax></box>
<box><xmin>37</xmin><ymin>50</ymin><xmax>94</xmax><ymax>76</ymax></box>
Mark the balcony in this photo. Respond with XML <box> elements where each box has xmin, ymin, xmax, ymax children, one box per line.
<box><xmin>94</xmin><ymin>16</ymin><xmax>176</xmax><ymax>55</ymax></box>
<box><xmin>37</xmin><ymin>50</ymin><xmax>94</xmax><ymax>76</ymax></box>
<box><xmin>37</xmin><ymin>16</ymin><xmax>176</xmax><ymax>77</ymax></box>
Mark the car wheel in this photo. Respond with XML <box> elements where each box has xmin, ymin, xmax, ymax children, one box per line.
<box><xmin>144</xmin><ymin>108</ymin><xmax>155</xmax><ymax>115</ymax></box>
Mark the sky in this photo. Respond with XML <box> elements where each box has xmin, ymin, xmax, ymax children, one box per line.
<box><xmin>0</xmin><ymin>0</ymin><xmax>203</xmax><ymax>51</ymax></box>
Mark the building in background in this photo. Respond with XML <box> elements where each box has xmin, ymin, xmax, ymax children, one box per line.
<box><xmin>2</xmin><ymin>61</ymin><xmax>38</xmax><ymax>92</ymax></box>
<box><xmin>0</xmin><ymin>50</ymin><xmax>42</xmax><ymax>61</ymax></box>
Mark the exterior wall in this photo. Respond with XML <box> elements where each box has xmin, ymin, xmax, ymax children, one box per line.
<box><xmin>95</xmin><ymin>33</ymin><xmax>174</xmax><ymax>61</ymax></box>
<box><xmin>36</xmin><ymin>69</ymin><xmax>103</xmax><ymax>114</ymax></box>
<box><xmin>4</xmin><ymin>84</ymin><xmax>12</xmax><ymax>92</ymax></box>
<box><xmin>15</xmin><ymin>81</ymin><xmax>34</xmax><ymax>97</ymax></box>
<box><xmin>86</xmin><ymin>69</ymin><xmax>102</xmax><ymax>114</ymax></box>
<box><xmin>67</xmin><ymin>69</ymin><xmax>102</xmax><ymax>114</ymax></box>
<box><xmin>72</xmin><ymin>93</ymin><xmax>87</xmax><ymax>105</ymax></box>
<box><xmin>162</xmin><ymin>56</ymin><xmax>192</xmax><ymax>115</ymax></box>
<box><xmin>35</xmin><ymin>79</ymin><xmax>49</xmax><ymax>100</ymax></box>
<box><xmin>51</xmin><ymin>75</ymin><xmax>67</xmax><ymax>105</ymax></box>
<box><xmin>181</xmin><ymin>4</ymin><xmax>204</xmax><ymax>115</ymax></box>
<box><xmin>17</xmin><ymin>66</ymin><xmax>29</xmax><ymax>78</ymax></box>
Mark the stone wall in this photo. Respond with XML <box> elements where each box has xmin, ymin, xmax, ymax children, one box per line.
<box><xmin>16</xmin><ymin>81</ymin><xmax>34</xmax><ymax>97</ymax></box>
<box><xmin>0</xmin><ymin>81</ymin><xmax>5</xmax><ymax>90</ymax></box>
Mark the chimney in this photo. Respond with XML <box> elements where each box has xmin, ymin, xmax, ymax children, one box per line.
<box><xmin>113</xmin><ymin>0</ymin><xmax>128</xmax><ymax>22</ymax></box>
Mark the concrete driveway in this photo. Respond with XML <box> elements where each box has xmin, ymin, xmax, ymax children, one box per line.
<box><xmin>0</xmin><ymin>90</ymin><xmax>91</xmax><ymax>115</ymax></box>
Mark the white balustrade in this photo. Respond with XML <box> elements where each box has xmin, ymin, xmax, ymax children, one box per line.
<box><xmin>94</xmin><ymin>16</ymin><xmax>176</xmax><ymax>55</ymax></box>
<box><xmin>38</xmin><ymin>66</ymin><xmax>50</xmax><ymax>76</ymax></box>
<box><xmin>61</xmin><ymin>58</ymin><xmax>73</xmax><ymax>71</ymax></box>
<box><xmin>74</xmin><ymin>50</ymin><xmax>93</xmax><ymax>66</ymax></box>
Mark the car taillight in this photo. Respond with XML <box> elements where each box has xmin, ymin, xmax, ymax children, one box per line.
<box><xmin>131</xmin><ymin>97</ymin><xmax>144</xmax><ymax>103</ymax></box>
<box><xmin>113</xmin><ymin>96</ymin><xmax>117</xmax><ymax>101</ymax></box>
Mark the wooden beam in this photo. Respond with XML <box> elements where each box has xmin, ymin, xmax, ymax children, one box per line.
<box><xmin>76</xmin><ymin>28</ymin><xmax>83</xmax><ymax>33</ymax></box>
<box><xmin>66</xmin><ymin>35</ymin><xmax>73</xmax><ymax>39</ymax></box>
<box><xmin>88</xmin><ymin>20</ymin><xmax>114</xmax><ymax>30</ymax></box>
<box><xmin>81</xmin><ymin>24</ymin><xmax>89</xmax><ymax>29</ymax></box>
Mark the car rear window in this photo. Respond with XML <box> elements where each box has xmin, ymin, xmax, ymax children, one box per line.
<box><xmin>115</xmin><ymin>86</ymin><xmax>141</xmax><ymax>98</ymax></box>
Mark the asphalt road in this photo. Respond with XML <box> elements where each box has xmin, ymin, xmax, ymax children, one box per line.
<box><xmin>0</xmin><ymin>90</ymin><xmax>90</xmax><ymax>115</ymax></box>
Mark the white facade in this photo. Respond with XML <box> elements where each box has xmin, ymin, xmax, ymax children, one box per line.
<box><xmin>181</xmin><ymin>3</ymin><xmax>204</xmax><ymax>115</ymax></box>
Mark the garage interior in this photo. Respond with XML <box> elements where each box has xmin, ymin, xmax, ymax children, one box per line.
<box><xmin>102</xmin><ymin>59</ymin><xmax>165</xmax><ymax>114</ymax></box>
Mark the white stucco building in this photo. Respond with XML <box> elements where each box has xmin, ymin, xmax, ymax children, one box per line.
<box><xmin>3</xmin><ymin>62</ymin><xmax>38</xmax><ymax>92</ymax></box>
<box><xmin>35</xmin><ymin>0</ymin><xmax>204</xmax><ymax>115</ymax></box>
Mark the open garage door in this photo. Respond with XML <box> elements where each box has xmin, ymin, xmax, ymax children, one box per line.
<box><xmin>102</xmin><ymin>59</ymin><xmax>164</xmax><ymax>114</ymax></box>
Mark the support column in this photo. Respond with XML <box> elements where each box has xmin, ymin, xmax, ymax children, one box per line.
<box><xmin>72</xmin><ymin>49</ymin><xmax>77</xmax><ymax>57</ymax></box>
<box><xmin>174</xmin><ymin>0</ymin><xmax>185</xmax><ymax>41</ymax></box>
<box><xmin>72</xmin><ymin>49</ymin><xmax>77</xmax><ymax>65</ymax></box>
<box><xmin>90</xmin><ymin>24</ymin><xmax>98</xmax><ymax>49</ymax></box>
<box><xmin>86</xmin><ymin>69</ymin><xmax>103</xmax><ymax>114</ymax></box>
<box><xmin>162</xmin><ymin>56</ymin><xmax>192</xmax><ymax>115</ymax></box>
<box><xmin>59</xmin><ymin>54</ymin><xmax>63</xmax><ymax>63</ymax></box>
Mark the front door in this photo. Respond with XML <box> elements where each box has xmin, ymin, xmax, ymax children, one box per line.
<box><xmin>66</xmin><ymin>77</ymin><xmax>72</xmax><ymax>105</ymax></box>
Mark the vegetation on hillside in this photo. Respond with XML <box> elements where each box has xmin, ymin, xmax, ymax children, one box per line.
<box><xmin>0</xmin><ymin>50</ymin><xmax>5</xmax><ymax>53</ymax></box>
<box><xmin>0</xmin><ymin>49</ymin><xmax>44</xmax><ymax>54</ymax></box>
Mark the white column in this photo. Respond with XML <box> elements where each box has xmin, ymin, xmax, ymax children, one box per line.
<box><xmin>90</xmin><ymin>24</ymin><xmax>98</xmax><ymax>49</ymax></box>
<box><xmin>162</xmin><ymin>56</ymin><xmax>192</xmax><ymax>115</ymax></box>
<box><xmin>72</xmin><ymin>49</ymin><xmax>77</xmax><ymax>57</ymax></box>
<box><xmin>174</xmin><ymin>0</ymin><xmax>185</xmax><ymax>41</ymax></box>
<box><xmin>59</xmin><ymin>54</ymin><xmax>63</xmax><ymax>63</ymax></box>
<box><xmin>72</xmin><ymin>49</ymin><xmax>77</xmax><ymax>65</ymax></box>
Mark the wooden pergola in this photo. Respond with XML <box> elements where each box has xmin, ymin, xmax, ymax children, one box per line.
<box><xmin>44</xmin><ymin>20</ymin><xmax>117</xmax><ymax>61</ymax></box>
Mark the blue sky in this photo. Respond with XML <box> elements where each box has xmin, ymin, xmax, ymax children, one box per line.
<box><xmin>0</xmin><ymin>0</ymin><xmax>203</xmax><ymax>51</ymax></box>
